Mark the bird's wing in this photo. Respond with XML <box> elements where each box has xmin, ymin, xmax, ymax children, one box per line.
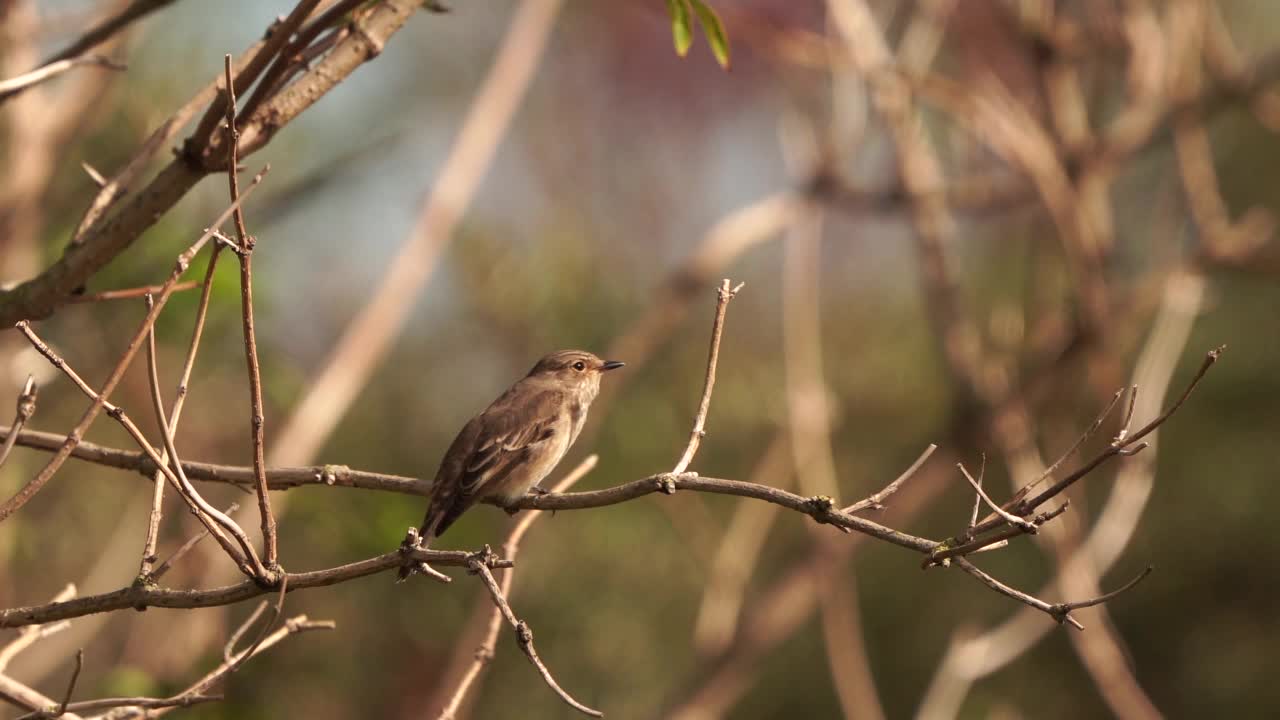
<box><xmin>418</xmin><ymin>386</ymin><xmax>565</xmax><ymax>540</ymax></box>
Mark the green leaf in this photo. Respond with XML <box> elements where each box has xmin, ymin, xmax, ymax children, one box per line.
<box><xmin>690</xmin><ymin>0</ymin><xmax>731</xmax><ymax>69</ymax></box>
<box><xmin>666</xmin><ymin>0</ymin><xmax>693</xmax><ymax>57</ymax></box>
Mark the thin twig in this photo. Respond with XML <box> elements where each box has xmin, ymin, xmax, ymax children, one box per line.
<box><xmin>219</xmin><ymin>576</ymin><xmax>290</xmax><ymax>681</ymax></box>
<box><xmin>185</xmin><ymin>0</ymin><xmax>324</xmax><ymax>160</ymax></box>
<box><xmin>992</xmin><ymin>386</ymin><xmax>1128</xmax><ymax>516</ymax></box>
<box><xmin>16</xmin><ymin>321</ymin><xmax>264</xmax><ymax>578</ymax></box>
<box><xmin>39</xmin><ymin>0</ymin><xmax>177</xmax><ymax>68</ymax></box>
<box><xmin>80</xmin><ymin>162</ymin><xmax>107</xmax><ymax>188</ymax></box>
<box><xmin>19</xmin><ymin>694</ymin><xmax>219</xmax><ymax>719</ymax></box>
<box><xmin>0</xmin><ymin>55</ymin><xmax>125</xmax><ymax>100</ymax></box>
<box><xmin>1114</xmin><ymin>385</ymin><xmax>1139</xmax><ymax>444</ymax></box>
<box><xmin>0</xmin><ymin>672</ymin><xmax>83</xmax><ymax>720</ymax></box>
<box><xmin>1049</xmin><ymin>566</ymin><xmax>1154</xmax><ymax>618</ymax></box>
<box><xmin>967</xmin><ymin>455</ymin><xmax>985</xmax><ymax>528</ymax></box>
<box><xmin>0</xmin><ymin>585</ymin><xmax>75</xmax><ymax>673</ymax></box>
<box><xmin>139</xmin><ymin>298</ymin><xmax>167</xmax><ymax>577</ymax></box>
<box><xmin>672</xmin><ymin>279</ymin><xmax>744</xmax><ymax>474</ymax></box>
<box><xmin>436</xmin><ymin>455</ymin><xmax>597</xmax><ymax>720</ymax></box>
<box><xmin>67</xmin><ymin>281</ymin><xmax>199</xmax><ymax>303</ymax></box>
<box><xmin>138</xmin><ymin>245</ymin><xmax>224</xmax><ymax>579</ymax></box>
<box><xmin>223</xmin><ymin>602</ymin><xmax>269</xmax><ymax>664</ymax></box>
<box><xmin>55</xmin><ymin>649</ymin><xmax>85</xmax><ymax>717</ymax></box>
<box><xmin>0</xmin><ymin>377</ymin><xmax>38</xmax><ymax>470</ymax></box>
<box><xmin>230</xmin><ymin>0</ymin><xmax>354</xmax><ymax>132</ymax></box>
<box><xmin>953</xmin><ymin>557</ymin><xmax>1085</xmax><ymax>630</ymax></box>
<box><xmin>0</xmin><ymin>167</ymin><xmax>267</xmax><ymax>525</ymax></box>
<box><xmin>843</xmin><ymin>443</ymin><xmax>937</xmax><ymax>513</ymax></box>
<box><xmin>149</xmin><ymin>503</ymin><xmax>240</xmax><ymax>582</ymax></box>
<box><xmin>931</xmin><ymin>346</ymin><xmax>1225</xmax><ymax>557</ymax></box>
<box><xmin>1</xmin><ymin>548</ymin><xmax>509</xmax><ymax>629</ymax></box>
<box><xmin>468</xmin><ymin>560</ymin><xmax>603</xmax><ymax>718</ymax></box>
<box><xmin>958</xmin><ymin>461</ymin><xmax>1036</xmax><ymax>533</ymax></box>
<box><xmin>223</xmin><ymin>55</ymin><xmax>279</xmax><ymax>573</ymax></box>
<box><xmin>85</xmin><ymin>614</ymin><xmax>332</xmax><ymax>720</ymax></box>
<box><xmin>1123</xmin><ymin>346</ymin><xmax>1224</xmax><ymax>446</ymax></box>
<box><xmin>69</xmin><ymin>42</ymin><xmax>267</xmax><ymax>246</ymax></box>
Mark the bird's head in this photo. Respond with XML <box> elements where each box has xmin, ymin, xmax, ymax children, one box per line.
<box><xmin>527</xmin><ymin>350</ymin><xmax>625</xmax><ymax>398</ymax></box>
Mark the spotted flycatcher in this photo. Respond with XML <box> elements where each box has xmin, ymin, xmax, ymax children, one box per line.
<box><xmin>398</xmin><ymin>350</ymin><xmax>624</xmax><ymax>580</ymax></box>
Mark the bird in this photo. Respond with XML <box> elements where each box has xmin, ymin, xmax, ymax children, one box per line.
<box><xmin>398</xmin><ymin>349</ymin><xmax>624</xmax><ymax>581</ymax></box>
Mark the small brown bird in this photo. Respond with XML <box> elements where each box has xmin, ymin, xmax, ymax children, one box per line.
<box><xmin>398</xmin><ymin>350</ymin><xmax>624</xmax><ymax>581</ymax></box>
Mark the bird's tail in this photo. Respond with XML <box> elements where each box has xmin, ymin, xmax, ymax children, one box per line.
<box><xmin>398</xmin><ymin>477</ymin><xmax>462</xmax><ymax>583</ymax></box>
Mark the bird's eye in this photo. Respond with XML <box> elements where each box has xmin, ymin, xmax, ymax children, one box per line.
<box><xmin>572</xmin><ymin>361</ymin><xmax>586</xmax><ymax>372</ymax></box>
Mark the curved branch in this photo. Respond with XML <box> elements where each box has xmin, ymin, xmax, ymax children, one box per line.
<box><xmin>0</xmin><ymin>549</ymin><xmax>509</xmax><ymax>629</ymax></box>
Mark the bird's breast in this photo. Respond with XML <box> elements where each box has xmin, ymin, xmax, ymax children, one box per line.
<box><xmin>485</xmin><ymin>419</ymin><xmax>573</xmax><ymax>505</ymax></box>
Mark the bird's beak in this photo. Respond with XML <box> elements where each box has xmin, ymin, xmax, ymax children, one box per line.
<box><xmin>601</xmin><ymin>360</ymin><xmax>625</xmax><ymax>371</ymax></box>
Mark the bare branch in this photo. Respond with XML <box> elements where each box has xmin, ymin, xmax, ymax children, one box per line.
<box><xmin>150</xmin><ymin>503</ymin><xmax>240</xmax><ymax>582</ymax></box>
<box><xmin>17</xmin><ymin>320</ymin><xmax>264</xmax><ymax>579</ymax></box>
<box><xmin>0</xmin><ymin>548</ymin><xmax>509</xmax><ymax>628</ymax></box>
<box><xmin>140</xmin><ymin>300</ymin><xmax>168</xmax><ymax>578</ymax></box>
<box><xmin>28</xmin><ymin>693</ymin><xmax>219</xmax><ymax>719</ymax></box>
<box><xmin>672</xmin><ymin>278</ymin><xmax>744</xmax><ymax>474</ymax></box>
<box><xmin>0</xmin><ymin>1</ymin><xmax>423</xmax><ymax>327</ymax></box>
<box><xmin>0</xmin><ymin>173</ymin><xmax>264</xmax><ymax>525</ymax></box>
<box><xmin>958</xmin><ymin>461</ymin><xmax>1036</xmax><ymax>534</ymax></box>
<box><xmin>1049</xmin><ymin>566</ymin><xmax>1154</xmax><ymax>618</ymax></box>
<box><xmin>88</xmin><ymin>614</ymin><xmax>333</xmax><ymax>720</ymax></box>
<box><xmin>0</xmin><ymin>585</ymin><xmax>75</xmax><ymax>673</ymax></box>
<box><xmin>991</xmin><ymin>386</ymin><xmax>1128</xmax><ymax>518</ymax></box>
<box><xmin>967</xmin><ymin>455</ymin><xmax>985</xmax><ymax>528</ymax></box>
<box><xmin>66</xmin><ymin>281</ymin><xmax>200</xmax><ymax>304</ymax></box>
<box><xmin>223</xmin><ymin>54</ymin><xmax>279</xmax><ymax>574</ymax></box>
<box><xmin>0</xmin><ymin>56</ymin><xmax>125</xmax><ymax>101</ymax></box>
<box><xmin>953</xmin><ymin>557</ymin><xmax>1084</xmax><ymax>630</ymax></box>
<box><xmin>468</xmin><ymin>559</ymin><xmax>603</xmax><ymax>718</ymax></box>
<box><xmin>40</xmin><ymin>0</ymin><xmax>177</xmax><ymax>68</ymax></box>
<box><xmin>844</xmin><ymin>443</ymin><xmax>937</xmax><ymax>514</ymax></box>
<box><xmin>0</xmin><ymin>376</ymin><xmax>38</xmax><ymax>471</ymax></box>
<box><xmin>138</xmin><ymin>242</ymin><xmax>224</xmax><ymax>579</ymax></box>
<box><xmin>436</xmin><ymin>454</ymin><xmax>597</xmax><ymax>719</ymax></box>
<box><xmin>56</xmin><ymin>649</ymin><xmax>85</xmax><ymax>718</ymax></box>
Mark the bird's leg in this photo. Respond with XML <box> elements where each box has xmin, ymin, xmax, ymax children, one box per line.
<box><xmin>522</xmin><ymin>486</ymin><xmax>558</xmax><ymax>517</ymax></box>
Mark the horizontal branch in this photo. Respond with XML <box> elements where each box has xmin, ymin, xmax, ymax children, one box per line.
<box><xmin>0</xmin><ymin>424</ymin><xmax>937</xmax><ymax>554</ymax></box>
<box><xmin>0</xmin><ymin>425</ymin><xmax>432</xmax><ymax>495</ymax></box>
<box><xmin>519</xmin><ymin>474</ymin><xmax>938</xmax><ymax>553</ymax></box>
<box><xmin>0</xmin><ymin>549</ymin><xmax>509</xmax><ymax>629</ymax></box>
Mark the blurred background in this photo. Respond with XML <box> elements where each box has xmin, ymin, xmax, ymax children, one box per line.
<box><xmin>2</xmin><ymin>1</ymin><xmax>1278</xmax><ymax>718</ymax></box>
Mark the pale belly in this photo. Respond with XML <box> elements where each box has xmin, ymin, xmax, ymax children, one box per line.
<box><xmin>485</xmin><ymin>428</ymin><xmax>572</xmax><ymax>505</ymax></box>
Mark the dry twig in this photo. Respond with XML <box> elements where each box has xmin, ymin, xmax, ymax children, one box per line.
<box><xmin>671</xmin><ymin>279</ymin><xmax>744</xmax><ymax>475</ymax></box>
<box><xmin>437</xmin><ymin>455</ymin><xmax>600</xmax><ymax>719</ymax></box>
<box><xmin>222</xmin><ymin>54</ymin><xmax>280</xmax><ymax>574</ymax></box>
<box><xmin>0</xmin><ymin>169</ymin><xmax>265</xmax><ymax>525</ymax></box>
<box><xmin>0</xmin><ymin>376</ymin><xmax>38</xmax><ymax>470</ymax></box>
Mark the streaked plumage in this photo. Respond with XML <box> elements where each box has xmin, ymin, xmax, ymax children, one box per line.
<box><xmin>398</xmin><ymin>350</ymin><xmax>623</xmax><ymax>581</ymax></box>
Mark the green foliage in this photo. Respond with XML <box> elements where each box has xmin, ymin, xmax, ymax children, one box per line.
<box><xmin>664</xmin><ymin>0</ymin><xmax>731</xmax><ymax>69</ymax></box>
<box><xmin>689</xmin><ymin>0</ymin><xmax>730</xmax><ymax>68</ymax></box>
<box><xmin>665</xmin><ymin>0</ymin><xmax>693</xmax><ymax>57</ymax></box>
